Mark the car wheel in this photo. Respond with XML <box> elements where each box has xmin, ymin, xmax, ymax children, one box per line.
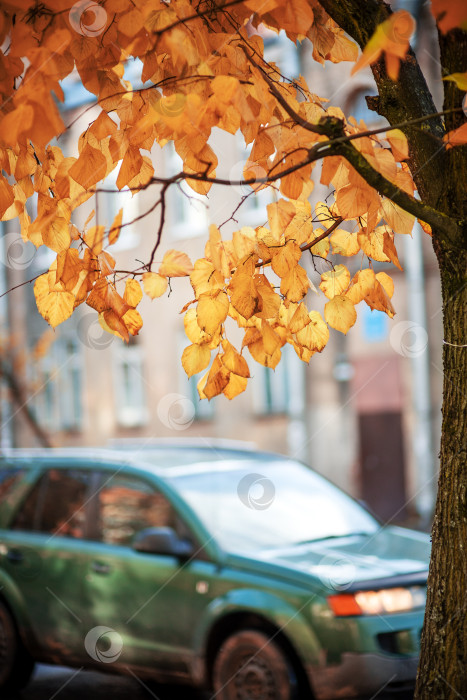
<box><xmin>0</xmin><ymin>601</ymin><xmax>35</xmax><ymax>692</ymax></box>
<box><xmin>212</xmin><ymin>629</ymin><xmax>298</xmax><ymax>700</ymax></box>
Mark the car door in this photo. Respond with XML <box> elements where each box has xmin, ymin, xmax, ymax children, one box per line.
<box><xmin>1</xmin><ymin>466</ymin><xmax>94</xmax><ymax>663</ymax></box>
<box><xmin>80</xmin><ymin>470</ymin><xmax>216</xmax><ymax>676</ymax></box>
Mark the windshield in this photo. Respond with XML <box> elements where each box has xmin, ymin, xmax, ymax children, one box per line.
<box><xmin>166</xmin><ymin>459</ymin><xmax>378</xmax><ymax>553</ymax></box>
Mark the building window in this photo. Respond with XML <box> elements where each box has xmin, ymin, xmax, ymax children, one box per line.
<box><xmin>250</xmin><ymin>343</ymin><xmax>298</xmax><ymax>415</ymax></box>
<box><xmin>113</xmin><ymin>339</ymin><xmax>148</xmax><ymax>427</ymax></box>
<box><xmin>165</xmin><ymin>143</ymin><xmax>208</xmax><ymax>239</ymax></box>
<box><xmin>98</xmin><ymin>167</ymin><xmax>140</xmax><ymax>252</ymax></box>
<box><xmin>30</xmin><ymin>337</ymin><xmax>83</xmax><ymax>432</ymax></box>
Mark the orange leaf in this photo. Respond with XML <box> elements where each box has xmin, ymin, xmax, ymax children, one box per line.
<box><xmin>117</xmin><ymin>147</ymin><xmax>144</xmax><ymax>190</ymax></box>
<box><xmin>351</xmin><ymin>10</ymin><xmax>415</xmax><ymax>81</ymax></box>
<box><xmin>431</xmin><ymin>0</ymin><xmax>467</xmax><ymax>33</ymax></box>
<box><xmin>142</xmin><ymin>272</ymin><xmax>168</xmax><ymax>299</ymax></box>
<box><xmin>69</xmin><ymin>143</ymin><xmax>108</xmax><ymax>188</ymax></box>
<box><xmin>324</xmin><ymin>295</ymin><xmax>357</xmax><ymax>334</ymax></box>
<box><xmin>197</xmin><ymin>290</ymin><xmax>229</xmax><ymax>335</ymax></box>
<box><xmin>123</xmin><ymin>279</ymin><xmax>143</xmax><ymax>307</ymax></box>
<box><xmin>182</xmin><ymin>343</ymin><xmax>211</xmax><ymax>378</ymax></box>
<box><xmin>229</xmin><ymin>272</ymin><xmax>262</xmax><ymax>319</ymax></box>
<box><xmin>159</xmin><ymin>249</ymin><xmax>194</xmax><ymax>277</ymax></box>
<box><xmin>443</xmin><ymin>123</ymin><xmax>467</xmax><ymax>149</ymax></box>
<box><xmin>0</xmin><ymin>175</ymin><xmax>15</xmax><ymax>219</ymax></box>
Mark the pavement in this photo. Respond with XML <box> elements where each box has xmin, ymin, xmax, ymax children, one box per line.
<box><xmin>8</xmin><ymin>664</ymin><xmax>414</xmax><ymax>700</ymax></box>
<box><xmin>8</xmin><ymin>664</ymin><xmax>209</xmax><ymax>700</ymax></box>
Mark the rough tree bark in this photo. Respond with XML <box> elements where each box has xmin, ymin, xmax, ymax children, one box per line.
<box><xmin>414</xmin><ymin>22</ymin><xmax>467</xmax><ymax>699</ymax></box>
<box><xmin>318</xmin><ymin>1</ymin><xmax>467</xmax><ymax>696</ymax></box>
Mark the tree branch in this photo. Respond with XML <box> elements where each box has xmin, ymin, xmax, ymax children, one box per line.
<box><xmin>317</xmin><ymin>0</ymin><xmax>446</xmax><ymax>206</ymax></box>
<box><xmin>0</xmin><ymin>357</ymin><xmax>52</xmax><ymax>447</ymax></box>
<box><xmin>337</xmin><ymin>140</ymin><xmax>459</xmax><ymax>245</ymax></box>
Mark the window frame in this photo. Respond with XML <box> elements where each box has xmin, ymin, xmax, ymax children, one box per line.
<box><xmin>11</xmin><ymin>467</ymin><xmax>97</xmax><ymax>540</ymax></box>
<box><xmin>91</xmin><ymin>470</ymin><xmax>199</xmax><ymax>552</ymax></box>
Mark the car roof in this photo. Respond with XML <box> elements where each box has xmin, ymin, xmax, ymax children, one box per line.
<box><xmin>0</xmin><ymin>442</ymin><xmax>288</xmax><ymax>476</ymax></box>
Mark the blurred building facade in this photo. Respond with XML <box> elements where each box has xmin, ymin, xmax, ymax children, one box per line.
<box><xmin>0</xmin><ymin>1</ymin><xmax>443</xmax><ymax>526</ymax></box>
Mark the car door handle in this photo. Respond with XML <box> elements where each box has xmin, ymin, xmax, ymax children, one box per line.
<box><xmin>6</xmin><ymin>549</ymin><xmax>24</xmax><ymax>564</ymax></box>
<box><xmin>91</xmin><ymin>561</ymin><xmax>111</xmax><ymax>575</ymax></box>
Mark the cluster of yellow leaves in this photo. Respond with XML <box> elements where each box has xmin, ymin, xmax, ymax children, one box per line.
<box><xmin>0</xmin><ymin>0</ymin><xmax>464</xmax><ymax>401</ymax></box>
<box><xmin>178</xmin><ymin>197</ymin><xmax>399</xmax><ymax>400</ymax></box>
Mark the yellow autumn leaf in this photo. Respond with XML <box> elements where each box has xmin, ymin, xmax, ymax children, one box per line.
<box><xmin>184</xmin><ymin>308</ymin><xmax>220</xmax><ymax>348</ymax></box>
<box><xmin>364</xmin><ymin>280</ymin><xmax>396</xmax><ymax>317</ymax></box>
<box><xmin>34</xmin><ymin>275</ymin><xmax>75</xmax><ymax>328</ymax></box>
<box><xmin>69</xmin><ymin>143</ymin><xmax>108</xmax><ymax>188</ymax></box>
<box><xmin>271</xmin><ymin>241</ymin><xmax>302</xmax><ymax>277</ymax></box>
<box><xmin>346</xmin><ymin>269</ymin><xmax>376</xmax><ymax>304</ymax></box>
<box><xmin>330</xmin><ymin>228</ymin><xmax>360</xmax><ymax>256</ymax></box>
<box><xmin>197</xmin><ymin>290</ymin><xmax>229</xmax><ymax>335</ymax></box>
<box><xmin>223</xmin><ymin>372</ymin><xmax>248</xmax><ymax>400</ymax></box>
<box><xmin>182</xmin><ymin>343</ymin><xmax>211</xmax><ymax>378</ymax></box>
<box><xmin>229</xmin><ymin>272</ymin><xmax>262</xmax><ymax>319</ymax></box>
<box><xmin>442</xmin><ymin>72</ymin><xmax>467</xmax><ymax>91</ymax></box>
<box><xmin>142</xmin><ymin>272</ymin><xmax>168</xmax><ymax>299</ymax></box>
<box><xmin>280</xmin><ymin>264</ymin><xmax>311</xmax><ymax>302</ymax></box>
<box><xmin>203</xmin><ymin>354</ymin><xmax>230</xmax><ymax>399</ymax></box>
<box><xmin>376</xmin><ymin>271</ymin><xmax>395</xmax><ymax>298</ymax></box>
<box><xmin>287</xmin><ymin>303</ymin><xmax>311</xmax><ymax>334</ymax></box>
<box><xmin>319</xmin><ymin>265</ymin><xmax>350</xmax><ymax>299</ymax></box>
<box><xmin>85</xmin><ymin>225</ymin><xmax>106</xmax><ymax>255</ymax></box>
<box><xmin>221</xmin><ymin>340</ymin><xmax>250</xmax><ymax>378</ymax></box>
<box><xmin>123</xmin><ymin>279</ymin><xmax>143</xmax><ymax>307</ymax></box>
<box><xmin>159</xmin><ymin>249</ymin><xmax>194</xmax><ymax>277</ymax></box>
<box><xmin>255</xmin><ymin>274</ymin><xmax>281</xmax><ymax>320</ymax></box>
<box><xmin>387</xmin><ymin>129</ymin><xmax>409</xmax><ymax>161</ymax></box>
<box><xmin>304</xmin><ymin>310</ymin><xmax>330</xmax><ymax>352</ymax></box>
<box><xmin>324</xmin><ymin>295</ymin><xmax>357</xmax><ymax>334</ymax></box>
<box><xmin>190</xmin><ymin>259</ymin><xmax>225</xmax><ymax>298</ymax></box>
<box><xmin>42</xmin><ymin>217</ymin><xmax>71</xmax><ymax>254</ymax></box>
<box><xmin>381</xmin><ymin>198</ymin><xmax>415</xmax><ymax>235</ymax></box>
<box><xmin>109</xmin><ymin>208</ymin><xmax>123</xmax><ymax>245</ymax></box>
<box><xmin>122</xmin><ymin>308</ymin><xmax>143</xmax><ymax>335</ymax></box>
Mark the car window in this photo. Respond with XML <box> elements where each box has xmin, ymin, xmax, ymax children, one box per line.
<box><xmin>168</xmin><ymin>459</ymin><xmax>379</xmax><ymax>553</ymax></box>
<box><xmin>0</xmin><ymin>466</ymin><xmax>25</xmax><ymax>502</ymax></box>
<box><xmin>12</xmin><ymin>469</ymin><xmax>91</xmax><ymax>538</ymax></box>
<box><xmin>96</xmin><ymin>473</ymin><xmax>176</xmax><ymax>546</ymax></box>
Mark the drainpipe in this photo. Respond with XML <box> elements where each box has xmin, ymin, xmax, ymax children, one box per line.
<box><xmin>403</xmin><ymin>221</ymin><xmax>435</xmax><ymax>525</ymax></box>
<box><xmin>0</xmin><ymin>222</ymin><xmax>13</xmax><ymax>448</ymax></box>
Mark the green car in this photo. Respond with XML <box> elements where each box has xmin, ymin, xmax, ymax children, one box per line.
<box><xmin>0</xmin><ymin>444</ymin><xmax>429</xmax><ymax>699</ymax></box>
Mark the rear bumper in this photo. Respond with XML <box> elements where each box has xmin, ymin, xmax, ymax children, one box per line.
<box><xmin>308</xmin><ymin>652</ymin><xmax>418</xmax><ymax>700</ymax></box>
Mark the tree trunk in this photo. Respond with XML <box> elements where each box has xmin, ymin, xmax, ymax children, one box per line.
<box><xmin>415</xmin><ymin>238</ymin><xmax>467</xmax><ymax>698</ymax></box>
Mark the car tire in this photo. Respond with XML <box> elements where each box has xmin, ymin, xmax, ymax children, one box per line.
<box><xmin>0</xmin><ymin>601</ymin><xmax>35</xmax><ymax>692</ymax></box>
<box><xmin>212</xmin><ymin>629</ymin><xmax>298</xmax><ymax>700</ymax></box>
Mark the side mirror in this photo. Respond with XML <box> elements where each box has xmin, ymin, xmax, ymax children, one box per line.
<box><xmin>132</xmin><ymin>527</ymin><xmax>194</xmax><ymax>559</ymax></box>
